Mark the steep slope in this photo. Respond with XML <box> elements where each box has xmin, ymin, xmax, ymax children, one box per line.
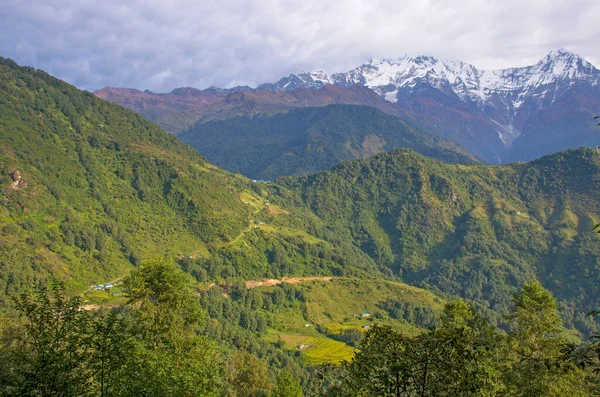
<box><xmin>276</xmin><ymin>148</ymin><xmax>600</xmax><ymax>333</ymax></box>
<box><xmin>270</xmin><ymin>49</ymin><xmax>600</xmax><ymax>163</ymax></box>
<box><xmin>0</xmin><ymin>58</ymin><xmax>380</xmax><ymax>306</ymax></box>
<box><xmin>179</xmin><ymin>104</ymin><xmax>478</xmax><ymax>180</ymax></box>
<box><xmin>0</xmin><ymin>58</ymin><xmax>253</xmax><ymax>303</ymax></box>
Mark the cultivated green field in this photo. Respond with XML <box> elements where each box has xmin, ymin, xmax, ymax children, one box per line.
<box><xmin>258</xmin><ymin>278</ymin><xmax>444</xmax><ymax>364</ymax></box>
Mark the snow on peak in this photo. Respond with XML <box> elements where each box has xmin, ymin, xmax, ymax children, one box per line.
<box><xmin>280</xmin><ymin>50</ymin><xmax>599</xmax><ymax>105</ymax></box>
<box><xmin>268</xmin><ymin>50</ymin><xmax>599</xmax><ymax>149</ymax></box>
<box><xmin>533</xmin><ymin>49</ymin><xmax>597</xmax><ymax>83</ymax></box>
<box><xmin>324</xmin><ymin>55</ymin><xmax>484</xmax><ymax>102</ymax></box>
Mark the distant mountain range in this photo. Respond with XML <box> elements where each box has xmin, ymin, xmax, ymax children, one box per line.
<box><xmin>96</xmin><ymin>49</ymin><xmax>600</xmax><ymax>165</ymax></box>
<box><xmin>179</xmin><ymin>104</ymin><xmax>478</xmax><ymax>180</ymax></box>
<box><xmin>95</xmin><ymin>84</ymin><xmax>392</xmax><ymax>136</ymax></box>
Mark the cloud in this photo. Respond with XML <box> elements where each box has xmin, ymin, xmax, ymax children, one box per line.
<box><xmin>1</xmin><ymin>0</ymin><xmax>599</xmax><ymax>92</ymax></box>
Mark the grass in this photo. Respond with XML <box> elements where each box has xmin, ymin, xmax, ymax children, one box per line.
<box><xmin>267</xmin><ymin>205</ymin><xmax>289</xmax><ymax>215</ymax></box>
<box><xmin>273</xmin><ymin>332</ymin><xmax>356</xmax><ymax>364</ymax></box>
<box><xmin>240</xmin><ymin>191</ymin><xmax>265</xmax><ymax>211</ymax></box>
<box><xmin>323</xmin><ymin>319</ymin><xmax>422</xmax><ymax>337</ymax></box>
<box><xmin>300</xmin><ymin>278</ymin><xmax>444</xmax><ymax>325</ymax></box>
<box><xmin>259</xmin><ymin>278</ymin><xmax>444</xmax><ymax>364</ymax></box>
<box><xmin>271</xmin><ymin>306</ymin><xmax>319</xmax><ymax>335</ymax></box>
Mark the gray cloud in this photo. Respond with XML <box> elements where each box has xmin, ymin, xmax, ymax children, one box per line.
<box><xmin>1</xmin><ymin>0</ymin><xmax>599</xmax><ymax>92</ymax></box>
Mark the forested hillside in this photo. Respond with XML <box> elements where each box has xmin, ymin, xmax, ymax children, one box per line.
<box><xmin>179</xmin><ymin>104</ymin><xmax>478</xmax><ymax>180</ymax></box>
<box><xmin>277</xmin><ymin>148</ymin><xmax>600</xmax><ymax>333</ymax></box>
<box><xmin>0</xmin><ymin>58</ymin><xmax>379</xmax><ymax>306</ymax></box>
<box><xmin>2</xmin><ymin>57</ymin><xmax>600</xmax><ymax>337</ymax></box>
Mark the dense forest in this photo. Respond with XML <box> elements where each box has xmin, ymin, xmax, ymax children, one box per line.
<box><xmin>277</xmin><ymin>148</ymin><xmax>600</xmax><ymax>334</ymax></box>
<box><xmin>179</xmin><ymin>104</ymin><xmax>477</xmax><ymax>180</ymax></box>
<box><xmin>1</xmin><ymin>260</ymin><xmax>599</xmax><ymax>395</ymax></box>
<box><xmin>1</xmin><ymin>58</ymin><xmax>600</xmax><ymax>394</ymax></box>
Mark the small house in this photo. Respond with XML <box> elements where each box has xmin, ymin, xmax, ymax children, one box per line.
<box><xmin>362</xmin><ymin>324</ymin><xmax>371</xmax><ymax>329</ymax></box>
<box><xmin>361</xmin><ymin>312</ymin><xmax>371</xmax><ymax>318</ymax></box>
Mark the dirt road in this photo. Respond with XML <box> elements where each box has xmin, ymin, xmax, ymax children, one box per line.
<box><xmin>245</xmin><ymin>276</ymin><xmax>335</xmax><ymax>289</ymax></box>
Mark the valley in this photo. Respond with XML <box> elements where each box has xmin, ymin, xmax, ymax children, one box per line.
<box><xmin>0</xmin><ymin>56</ymin><xmax>599</xmax><ymax>395</ymax></box>
<box><xmin>3</xmin><ymin>0</ymin><xmax>600</xmax><ymax>393</ymax></box>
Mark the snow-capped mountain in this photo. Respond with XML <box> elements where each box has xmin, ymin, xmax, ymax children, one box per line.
<box><xmin>262</xmin><ymin>50</ymin><xmax>600</xmax><ymax>162</ymax></box>
<box><xmin>98</xmin><ymin>49</ymin><xmax>600</xmax><ymax>165</ymax></box>
<box><xmin>269</xmin><ymin>50</ymin><xmax>599</xmax><ymax>102</ymax></box>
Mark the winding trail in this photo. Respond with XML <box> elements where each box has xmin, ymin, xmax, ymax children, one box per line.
<box><xmin>245</xmin><ymin>276</ymin><xmax>335</xmax><ymax>289</ymax></box>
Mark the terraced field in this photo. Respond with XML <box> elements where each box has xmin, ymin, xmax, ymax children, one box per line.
<box><xmin>258</xmin><ymin>278</ymin><xmax>445</xmax><ymax>364</ymax></box>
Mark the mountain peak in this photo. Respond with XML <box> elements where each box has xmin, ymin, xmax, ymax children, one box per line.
<box><xmin>540</xmin><ymin>48</ymin><xmax>589</xmax><ymax>68</ymax></box>
<box><xmin>545</xmin><ymin>48</ymin><xmax>578</xmax><ymax>60</ymax></box>
<box><xmin>531</xmin><ymin>48</ymin><xmax>599</xmax><ymax>84</ymax></box>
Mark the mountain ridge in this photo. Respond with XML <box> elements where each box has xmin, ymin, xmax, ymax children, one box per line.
<box><xmin>267</xmin><ymin>49</ymin><xmax>599</xmax><ymax>103</ymax></box>
<box><xmin>5</xmin><ymin>57</ymin><xmax>600</xmax><ymax>337</ymax></box>
<box><xmin>96</xmin><ymin>49</ymin><xmax>600</xmax><ymax>165</ymax></box>
<box><xmin>178</xmin><ymin>104</ymin><xmax>479</xmax><ymax>180</ymax></box>
<box><xmin>275</xmin><ymin>146</ymin><xmax>600</xmax><ymax>333</ymax></box>
<box><xmin>265</xmin><ymin>49</ymin><xmax>600</xmax><ymax>161</ymax></box>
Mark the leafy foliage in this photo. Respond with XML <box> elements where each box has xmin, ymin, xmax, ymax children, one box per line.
<box><xmin>1</xmin><ymin>262</ymin><xmax>597</xmax><ymax>396</ymax></box>
<box><xmin>277</xmin><ymin>148</ymin><xmax>600</xmax><ymax>334</ymax></box>
<box><xmin>340</xmin><ymin>287</ymin><xmax>593</xmax><ymax>396</ymax></box>
<box><xmin>0</xmin><ymin>262</ymin><xmax>229</xmax><ymax>396</ymax></box>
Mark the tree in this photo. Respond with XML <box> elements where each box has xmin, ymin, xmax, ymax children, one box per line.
<box><xmin>503</xmin><ymin>281</ymin><xmax>591</xmax><ymax>396</ymax></box>
<box><xmin>344</xmin><ymin>300</ymin><xmax>502</xmax><ymax>396</ymax></box>
<box><xmin>122</xmin><ymin>258</ymin><xmax>204</xmax><ymax>344</ymax></box>
<box><xmin>10</xmin><ymin>284</ymin><xmax>96</xmax><ymax>396</ymax></box>
<box><xmin>227</xmin><ymin>350</ymin><xmax>273</xmax><ymax>397</ymax></box>
<box><xmin>0</xmin><ymin>284</ymin><xmax>132</xmax><ymax>397</ymax></box>
<box><xmin>270</xmin><ymin>370</ymin><xmax>303</xmax><ymax>397</ymax></box>
<box><xmin>344</xmin><ymin>325</ymin><xmax>411</xmax><ymax>396</ymax></box>
<box><xmin>120</xmin><ymin>258</ymin><xmax>226</xmax><ymax>396</ymax></box>
<box><xmin>89</xmin><ymin>313</ymin><xmax>134</xmax><ymax>397</ymax></box>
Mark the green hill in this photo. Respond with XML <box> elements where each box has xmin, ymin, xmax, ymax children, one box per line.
<box><xmin>0</xmin><ymin>58</ymin><xmax>380</xmax><ymax>306</ymax></box>
<box><xmin>276</xmin><ymin>148</ymin><xmax>600</xmax><ymax>333</ymax></box>
<box><xmin>179</xmin><ymin>104</ymin><xmax>479</xmax><ymax>180</ymax></box>
<box><xmin>0</xmin><ymin>58</ymin><xmax>258</xmax><ymax>303</ymax></box>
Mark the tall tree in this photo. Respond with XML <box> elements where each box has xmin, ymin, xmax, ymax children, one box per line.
<box><xmin>270</xmin><ymin>370</ymin><xmax>303</xmax><ymax>397</ymax></box>
<box><xmin>10</xmin><ymin>285</ymin><xmax>96</xmax><ymax>396</ymax></box>
<box><xmin>344</xmin><ymin>300</ymin><xmax>503</xmax><ymax>396</ymax></box>
<box><xmin>503</xmin><ymin>281</ymin><xmax>591</xmax><ymax>396</ymax></box>
<box><xmin>227</xmin><ymin>350</ymin><xmax>273</xmax><ymax>397</ymax></box>
<box><xmin>120</xmin><ymin>258</ymin><xmax>226</xmax><ymax>396</ymax></box>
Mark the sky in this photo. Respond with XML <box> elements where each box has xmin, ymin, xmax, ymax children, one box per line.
<box><xmin>1</xmin><ymin>0</ymin><xmax>599</xmax><ymax>92</ymax></box>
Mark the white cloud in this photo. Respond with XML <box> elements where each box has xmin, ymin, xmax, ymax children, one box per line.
<box><xmin>1</xmin><ymin>0</ymin><xmax>598</xmax><ymax>92</ymax></box>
